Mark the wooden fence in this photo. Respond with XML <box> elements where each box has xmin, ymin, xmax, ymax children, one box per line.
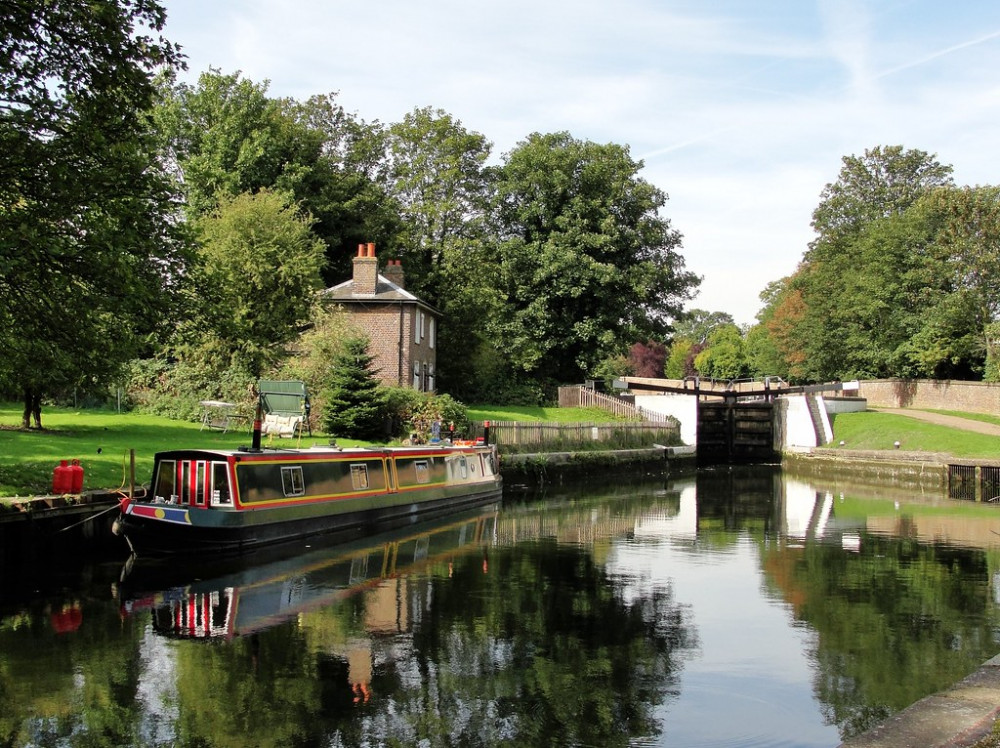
<box><xmin>472</xmin><ymin>420</ymin><xmax>680</xmax><ymax>453</ymax></box>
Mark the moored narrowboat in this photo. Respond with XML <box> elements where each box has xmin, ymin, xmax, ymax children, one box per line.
<box><xmin>115</xmin><ymin>443</ymin><xmax>502</xmax><ymax>556</ymax></box>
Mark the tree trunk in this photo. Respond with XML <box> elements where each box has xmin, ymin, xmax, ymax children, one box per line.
<box><xmin>22</xmin><ymin>387</ymin><xmax>42</xmax><ymax>429</ymax></box>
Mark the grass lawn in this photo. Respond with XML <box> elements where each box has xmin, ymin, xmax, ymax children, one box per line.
<box><xmin>0</xmin><ymin>402</ymin><xmax>631</xmax><ymax>497</ymax></box>
<box><xmin>0</xmin><ymin>403</ymin><xmax>311</xmax><ymax>498</ymax></box>
<box><xmin>467</xmin><ymin>405</ymin><xmax>633</xmax><ymax>422</ymax></box>
<box><xmin>828</xmin><ymin>411</ymin><xmax>1000</xmax><ymax>459</ymax></box>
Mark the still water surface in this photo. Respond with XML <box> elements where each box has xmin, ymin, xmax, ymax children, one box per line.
<box><xmin>3</xmin><ymin>465</ymin><xmax>1000</xmax><ymax>747</ymax></box>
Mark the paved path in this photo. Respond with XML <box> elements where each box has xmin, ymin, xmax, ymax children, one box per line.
<box><xmin>869</xmin><ymin>407</ymin><xmax>1000</xmax><ymax>437</ymax></box>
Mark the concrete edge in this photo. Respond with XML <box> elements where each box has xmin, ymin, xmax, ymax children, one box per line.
<box><xmin>837</xmin><ymin>653</ymin><xmax>1000</xmax><ymax>748</ymax></box>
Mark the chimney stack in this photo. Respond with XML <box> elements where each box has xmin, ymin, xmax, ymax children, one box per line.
<box><xmin>384</xmin><ymin>259</ymin><xmax>405</xmax><ymax>289</ymax></box>
<box><xmin>353</xmin><ymin>242</ymin><xmax>378</xmax><ymax>295</ymax></box>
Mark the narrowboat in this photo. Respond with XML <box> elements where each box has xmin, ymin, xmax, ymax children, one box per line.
<box><xmin>115</xmin><ymin>442</ymin><xmax>502</xmax><ymax>557</ymax></box>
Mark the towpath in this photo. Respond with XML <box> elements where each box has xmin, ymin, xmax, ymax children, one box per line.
<box><xmin>868</xmin><ymin>407</ymin><xmax>1000</xmax><ymax>437</ymax></box>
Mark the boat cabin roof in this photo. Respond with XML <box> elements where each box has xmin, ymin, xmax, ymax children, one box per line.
<box><xmin>154</xmin><ymin>444</ymin><xmax>481</xmax><ymax>461</ymax></box>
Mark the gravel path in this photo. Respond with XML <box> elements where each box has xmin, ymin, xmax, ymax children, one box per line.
<box><xmin>869</xmin><ymin>408</ymin><xmax>1000</xmax><ymax>437</ymax></box>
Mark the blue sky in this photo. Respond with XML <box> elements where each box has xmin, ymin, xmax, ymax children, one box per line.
<box><xmin>159</xmin><ymin>0</ymin><xmax>1000</xmax><ymax>325</ymax></box>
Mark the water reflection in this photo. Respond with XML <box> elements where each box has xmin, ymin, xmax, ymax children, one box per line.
<box><xmin>1</xmin><ymin>467</ymin><xmax>1000</xmax><ymax>747</ymax></box>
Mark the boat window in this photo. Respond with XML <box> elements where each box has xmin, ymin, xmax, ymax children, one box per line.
<box><xmin>457</xmin><ymin>456</ymin><xmax>468</xmax><ymax>479</ymax></box>
<box><xmin>414</xmin><ymin>460</ymin><xmax>430</xmax><ymax>484</ymax></box>
<box><xmin>154</xmin><ymin>460</ymin><xmax>177</xmax><ymax>503</ymax></box>
<box><xmin>350</xmin><ymin>463</ymin><xmax>369</xmax><ymax>490</ymax></box>
<box><xmin>195</xmin><ymin>461</ymin><xmax>207</xmax><ymax>506</ymax></box>
<box><xmin>211</xmin><ymin>462</ymin><xmax>232</xmax><ymax>505</ymax></box>
<box><xmin>180</xmin><ymin>461</ymin><xmax>192</xmax><ymax>505</ymax></box>
<box><xmin>281</xmin><ymin>466</ymin><xmax>305</xmax><ymax>497</ymax></box>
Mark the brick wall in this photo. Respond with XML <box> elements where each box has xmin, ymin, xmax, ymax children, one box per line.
<box><xmin>858</xmin><ymin>379</ymin><xmax>1000</xmax><ymax>414</ymax></box>
<box><xmin>345</xmin><ymin>304</ymin><xmax>437</xmax><ymax>391</ymax></box>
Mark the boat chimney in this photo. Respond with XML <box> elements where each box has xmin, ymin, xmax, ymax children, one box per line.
<box><xmin>251</xmin><ymin>398</ymin><xmax>262</xmax><ymax>451</ymax></box>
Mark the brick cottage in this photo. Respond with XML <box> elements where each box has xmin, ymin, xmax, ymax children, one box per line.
<box><xmin>324</xmin><ymin>243</ymin><xmax>438</xmax><ymax>392</ymax></box>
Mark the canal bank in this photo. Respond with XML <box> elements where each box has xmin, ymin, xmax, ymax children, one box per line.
<box><xmin>500</xmin><ymin>445</ymin><xmax>697</xmax><ymax>488</ymax></box>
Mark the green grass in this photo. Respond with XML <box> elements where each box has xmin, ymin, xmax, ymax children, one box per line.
<box><xmin>0</xmin><ymin>403</ymin><xmax>351</xmax><ymax>498</ymax></box>
<box><xmin>467</xmin><ymin>405</ymin><xmax>633</xmax><ymax>422</ymax></box>
<box><xmin>829</xmin><ymin>411</ymin><xmax>1000</xmax><ymax>459</ymax></box>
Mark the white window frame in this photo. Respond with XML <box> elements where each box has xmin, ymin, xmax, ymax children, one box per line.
<box><xmin>281</xmin><ymin>466</ymin><xmax>305</xmax><ymax>497</ymax></box>
<box><xmin>210</xmin><ymin>462</ymin><xmax>232</xmax><ymax>506</ymax></box>
<box><xmin>350</xmin><ymin>463</ymin><xmax>370</xmax><ymax>490</ymax></box>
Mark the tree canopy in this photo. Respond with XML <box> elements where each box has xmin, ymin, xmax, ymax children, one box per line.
<box><xmin>484</xmin><ymin>132</ymin><xmax>700</xmax><ymax>386</ymax></box>
<box><xmin>748</xmin><ymin>145</ymin><xmax>1000</xmax><ymax>383</ymax></box>
<box><xmin>178</xmin><ymin>189</ymin><xmax>328</xmax><ymax>380</ymax></box>
<box><xmin>0</xmin><ymin>0</ymin><xmax>188</xmax><ymax>425</ymax></box>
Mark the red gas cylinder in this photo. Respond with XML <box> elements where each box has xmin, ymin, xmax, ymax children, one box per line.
<box><xmin>69</xmin><ymin>459</ymin><xmax>84</xmax><ymax>494</ymax></box>
<box><xmin>52</xmin><ymin>460</ymin><xmax>72</xmax><ymax>494</ymax></box>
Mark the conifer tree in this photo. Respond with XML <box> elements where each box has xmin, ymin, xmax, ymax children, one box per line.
<box><xmin>322</xmin><ymin>337</ymin><xmax>385</xmax><ymax>440</ymax></box>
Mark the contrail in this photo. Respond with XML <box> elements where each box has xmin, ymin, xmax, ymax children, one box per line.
<box><xmin>875</xmin><ymin>28</ymin><xmax>1000</xmax><ymax>79</ymax></box>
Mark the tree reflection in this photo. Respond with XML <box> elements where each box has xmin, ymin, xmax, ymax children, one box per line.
<box><xmin>762</xmin><ymin>531</ymin><xmax>999</xmax><ymax>741</ymax></box>
<box><xmin>156</xmin><ymin>537</ymin><xmax>695</xmax><ymax>747</ymax></box>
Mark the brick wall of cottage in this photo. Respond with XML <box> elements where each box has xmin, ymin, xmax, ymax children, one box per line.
<box><xmin>346</xmin><ymin>304</ymin><xmax>437</xmax><ymax>391</ymax></box>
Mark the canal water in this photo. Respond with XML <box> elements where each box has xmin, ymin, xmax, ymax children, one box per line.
<box><xmin>3</xmin><ymin>465</ymin><xmax>1000</xmax><ymax>748</ymax></box>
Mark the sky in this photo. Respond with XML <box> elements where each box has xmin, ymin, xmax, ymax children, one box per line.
<box><xmin>157</xmin><ymin>0</ymin><xmax>1000</xmax><ymax>326</ymax></box>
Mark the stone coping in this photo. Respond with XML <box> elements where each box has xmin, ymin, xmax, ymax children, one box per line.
<box><xmin>838</xmin><ymin>654</ymin><xmax>1000</xmax><ymax>747</ymax></box>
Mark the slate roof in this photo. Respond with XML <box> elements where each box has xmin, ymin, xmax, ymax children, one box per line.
<box><xmin>323</xmin><ymin>275</ymin><xmax>439</xmax><ymax>314</ymax></box>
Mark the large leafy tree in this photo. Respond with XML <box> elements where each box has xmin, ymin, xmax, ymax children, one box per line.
<box><xmin>178</xmin><ymin>189</ymin><xmax>327</xmax><ymax>381</ymax></box>
<box><xmin>671</xmin><ymin>309</ymin><xmax>736</xmax><ymax>344</ymax></box>
<box><xmin>383</xmin><ymin>108</ymin><xmax>495</xmax><ymax>398</ymax></box>
<box><xmin>809</xmin><ymin>145</ymin><xmax>954</xmax><ymax>246</ymax></box>
<box><xmin>0</xmin><ymin>0</ymin><xmax>188</xmax><ymax>426</ymax></box>
<box><xmin>693</xmin><ymin>323</ymin><xmax>748</xmax><ymax>381</ymax></box>
<box><xmin>486</xmin><ymin>132</ymin><xmax>699</xmax><ymax>386</ymax></box>
<box><xmin>757</xmin><ymin>146</ymin><xmax>956</xmax><ymax>382</ymax></box>
<box><xmin>154</xmin><ymin>70</ymin><xmax>398</xmax><ymax>285</ymax></box>
<box><xmin>384</xmin><ymin>106</ymin><xmax>493</xmax><ymax>298</ymax></box>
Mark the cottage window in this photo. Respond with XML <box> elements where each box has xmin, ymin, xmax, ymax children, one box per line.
<box><xmin>415</xmin><ymin>310</ymin><xmax>423</xmax><ymax>344</ymax></box>
<box><xmin>429</xmin><ymin>317</ymin><xmax>435</xmax><ymax>349</ymax></box>
<box><xmin>281</xmin><ymin>466</ymin><xmax>305</xmax><ymax>497</ymax></box>
<box><xmin>413</xmin><ymin>360</ymin><xmax>421</xmax><ymax>389</ymax></box>
<box><xmin>427</xmin><ymin>363</ymin><xmax>435</xmax><ymax>392</ymax></box>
